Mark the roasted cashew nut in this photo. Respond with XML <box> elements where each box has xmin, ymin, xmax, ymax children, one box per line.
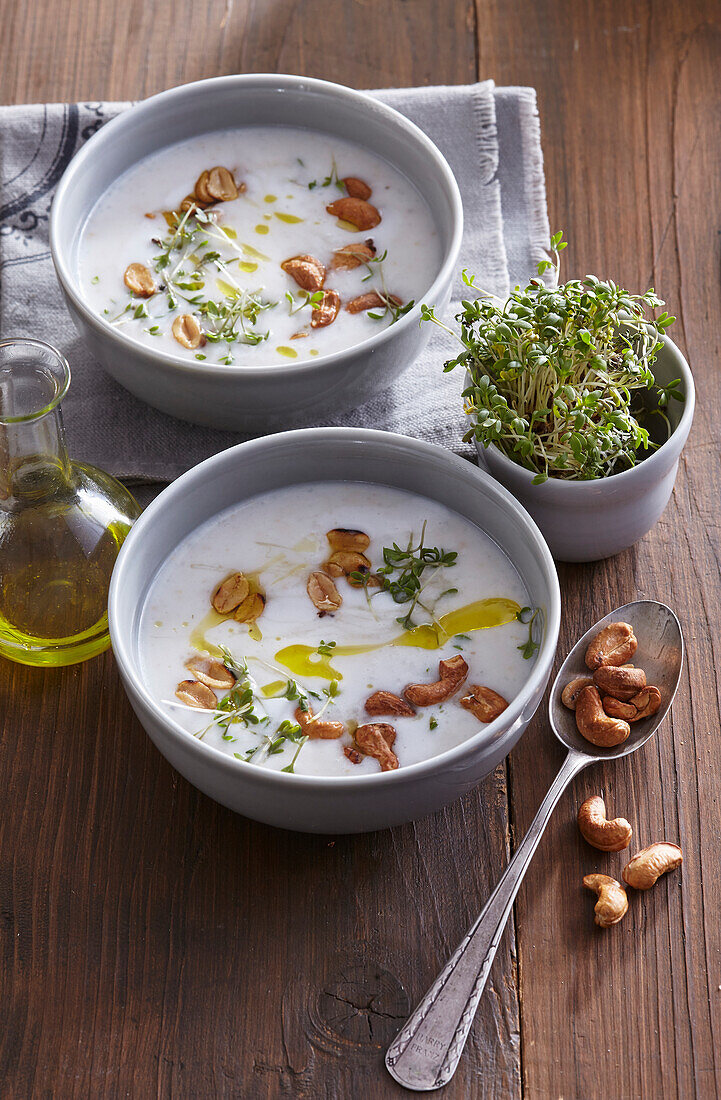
<box><xmin>460</xmin><ymin>685</ymin><xmax>508</xmax><ymax>723</ymax></box>
<box><xmin>311</xmin><ymin>289</ymin><xmax>341</xmax><ymax>329</ymax></box>
<box><xmin>233</xmin><ymin>592</ymin><xmax>266</xmax><ymax>623</ymax></box>
<box><xmin>123</xmin><ymin>262</ymin><xmax>156</xmax><ymax>297</ymax></box>
<box><xmin>325</xmin><ymin>196</ymin><xmax>381</xmax><ymax>230</ymax></box>
<box><xmin>593</xmin><ymin>664</ymin><xmax>646</xmax><ymax>701</ymax></box>
<box><xmin>583</xmin><ymin>873</ymin><xmax>629</xmax><ymax>927</ymax></box>
<box><xmin>561</xmin><ymin>676</ymin><xmax>594</xmax><ymax>710</ymax></box>
<box><xmin>326</xmin><ymin>528</ymin><xmax>370</xmax><ymax>552</ymax></box>
<box><xmin>331</xmin><ymin>240</ymin><xmax>376</xmax><ymax>271</ymax></box>
<box><xmin>354</xmin><ymin>723</ymin><xmax>399</xmax><ymax>771</ymax></box>
<box><xmin>577</xmin><ymin>795</ymin><xmax>632</xmax><ymax>851</ymax></box>
<box><xmin>601</xmin><ymin>696</ymin><xmax>637</xmax><ymax>721</ymax></box>
<box><xmin>294</xmin><ymin>705</ymin><xmax>344</xmax><ymax>741</ymax></box>
<box><xmin>184</xmin><ymin>656</ymin><xmax>236</xmax><ymax>690</ymax></box>
<box><xmin>281</xmin><ymin>254</ymin><xmax>326</xmax><ymax>292</ymax></box>
<box><xmin>622</xmin><ymin>842</ymin><xmax>682</xmax><ymax>890</ymax></box>
<box><xmin>342</xmin><ymin>176</ymin><xmax>372</xmax><ymax>200</ymax></box>
<box><xmin>175</xmin><ymin>679</ymin><xmax>217</xmax><ymax>709</ymax></box>
<box><xmin>307</xmin><ymin>571</ymin><xmax>342</xmax><ymax>613</ymax></box>
<box><xmin>172</xmin><ymin>313</ymin><xmax>205</xmax><ymax>350</ymax></box>
<box><xmin>365</xmin><ymin>690</ymin><xmax>415</xmax><ymax>717</ymax></box>
<box><xmin>575</xmin><ymin>685</ymin><xmax>631</xmax><ymax>747</ymax></box>
<box><xmin>404</xmin><ymin>655</ymin><xmax>468</xmax><ymax>707</ymax></box>
<box><xmin>631</xmin><ymin>686</ymin><xmax>662</xmax><ymax>719</ymax></box>
<box><xmin>603</xmin><ymin>685</ymin><xmax>661</xmax><ymax>723</ymax></box>
<box><xmin>323</xmin><ymin>549</ymin><xmax>371</xmax><ymax>577</ymax></box>
<box><xmin>206</xmin><ymin>165</ymin><xmax>241</xmax><ymax>201</ymax></box>
<box><xmin>585</xmin><ymin>622</ymin><xmax>638</xmax><ymax>670</ymax></box>
<box><xmin>211</xmin><ymin>571</ymin><xmax>250</xmax><ymax>614</ymax></box>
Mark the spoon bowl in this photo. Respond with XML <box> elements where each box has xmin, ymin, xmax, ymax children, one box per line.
<box><xmin>549</xmin><ymin>599</ymin><xmax>684</xmax><ymax>760</ymax></box>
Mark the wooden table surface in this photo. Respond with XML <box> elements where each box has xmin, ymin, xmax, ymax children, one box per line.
<box><xmin>2</xmin><ymin>2</ymin><xmax>720</xmax><ymax>1097</ymax></box>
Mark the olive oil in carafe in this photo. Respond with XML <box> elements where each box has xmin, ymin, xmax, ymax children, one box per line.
<box><xmin>0</xmin><ymin>339</ymin><xmax>140</xmax><ymax>666</ymax></box>
<box><xmin>0</xmin><ymin>475</ymin><xmax>136</xmax><ymax>664</ymax></box>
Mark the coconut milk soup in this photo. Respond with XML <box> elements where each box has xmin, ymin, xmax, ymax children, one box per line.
<box><xmin>139</xmin><ymin>483</ymin><xmax>536</xmax><ymax>777</ymax></box>
<box><xmin>79</xmin><ymin>128</ymin><xmax>441</xmax><ymax>366</ymax></box>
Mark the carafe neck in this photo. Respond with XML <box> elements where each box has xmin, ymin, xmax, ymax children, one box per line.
<box><xmin>0</xmin><ymin>339</ymin><xmax>73</xmax><ymax>509</ymax></box>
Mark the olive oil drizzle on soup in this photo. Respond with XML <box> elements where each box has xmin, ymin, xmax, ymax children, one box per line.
<box><xmin>139</xmin><ymin>483</ymin><xmax>535</xmax><ymax>777</ymax></box>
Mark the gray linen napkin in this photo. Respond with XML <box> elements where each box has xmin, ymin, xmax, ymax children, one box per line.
<box><xmin>0</xmin><ymin>82</ymin><xmax>550</xmax><ymax>481</ymax></box>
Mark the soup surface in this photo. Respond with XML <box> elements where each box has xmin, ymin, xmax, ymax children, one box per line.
<box><xmin>78</xmin><ymin>127</ymin><xmax>441</xmax><ymax>366</ymax></box>
<box><xmin>139</xmin><ymin>482</ymin><xmax>537</xmax><ymax>777</ymax></box>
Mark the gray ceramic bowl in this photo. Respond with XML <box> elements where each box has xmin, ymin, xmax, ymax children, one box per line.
<box><xmin>50</xmin><ymin>74</ymin><xmax>463</xmax><ymax>431</ymax></box>
<box><xmin>473</xmin><ymin>332</ymin><xmax>695</xmax><ymax>562</ymax></box>
<box><xmin>108</xmin><ymin>429</ymin><xmax>560</xmax><ymax>834</ymax></box>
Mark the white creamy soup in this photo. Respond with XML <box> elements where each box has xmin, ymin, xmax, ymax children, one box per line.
<box><xmin>78</xmin><ymin>127</ymin><xmax>441</xmax><ymax>366</ymax></box>
<box><xmin>139</xmin><ymin>483</ymin><xmax>537</xmax><ymax>778</ymax></box>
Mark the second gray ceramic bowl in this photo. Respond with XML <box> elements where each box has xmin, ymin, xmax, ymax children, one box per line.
<box><xmin>108</xmin><ymin>428</ymin><xmax>560</xmax><ymax>834</ymax></box>
<box><xmin>473</xmin><ymin>332</ymin><xmax>695</xmax><ymax>562</ymax></box>
<box><xmin>50</xmin><ymin>74</ymin><xmax>463</xmax><ymax>431</ymax></box>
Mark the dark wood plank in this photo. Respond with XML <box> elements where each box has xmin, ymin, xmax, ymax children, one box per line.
<box><xmin>0</xmin><ymin>659</ymin><xmax>521</xmax><ymax>1097</ymax></box>
<box><xmin>0</xmin><ymin>2</ymin><xmax>524</xmax><ymax>1097</ymax></box>
<box><xmin>1</xmin><ymin>0</ymin><xmax>477</xmax><ymax>103</ymax></box>
<box><xmin>476</xmin><ymin>2</ymin><xmax>721</xmax><ymax>1097</ymax></box>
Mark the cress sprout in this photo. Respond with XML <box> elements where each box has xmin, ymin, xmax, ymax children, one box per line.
<box><xmin>422</xmin><ymin>232</ymin><xmax>683</xmax><ymax>483</ymax></box>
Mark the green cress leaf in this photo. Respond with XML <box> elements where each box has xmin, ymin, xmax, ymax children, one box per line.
<box><xmin>423</xmin><ymin>234</ymin><xmax>681</xmax><ymax>481</ymax></box>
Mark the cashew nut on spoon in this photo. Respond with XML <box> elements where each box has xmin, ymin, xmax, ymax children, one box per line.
<box><xmin>386</xmin><ymin>601</ymin><xmax>684</xmax><ymax>1092</ymax></box>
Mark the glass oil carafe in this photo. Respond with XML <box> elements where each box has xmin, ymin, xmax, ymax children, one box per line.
<box><xmin>0</xmin><ymin>338</ymin><xmax>140</xmax><ymax>666</ymax></box>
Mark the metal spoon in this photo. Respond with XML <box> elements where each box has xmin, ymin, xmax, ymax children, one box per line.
<box><xmin>385</xmin><ymin>600</ymin><xmax>683</xmax><ymax>1092</ymax></box>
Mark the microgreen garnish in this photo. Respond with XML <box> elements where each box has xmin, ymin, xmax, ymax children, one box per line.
<box><xmin>282</xmin><ymin>678</ymin><xmax>309</xmax><ymax>709</ymax></box>
<box><xmin>235</xmin><ymin>746</ymin><xmax>260</xmax><ymax>762</ymax></box>
<box><xmin>108</xmin><ymin>207</ymin><xmax>275</xmax><ymax>353</ymax></box>
<box><xmin>516</xmin><ymin>606</ymin><xmax>541</xmax><ymax>660</ymax></box>
<box><xmin>286</xmin><ymin>289</ymin><xmax>325</xmax><ymax>316</ymax></box>
<box><xmin>360</xmin><ymin>248</ymin><xmax>388</xmax><ymax>281</ymax></box>
<box><xmin>367</xmin><ymin>293</ymin><xmax>415</xmax><ymax>325</ymax></box>
<box><xmin>429</xmin><ymin>716</ymin><xmax>438</xmax><ymax>730</ymax></box>
<box><xmin>199</xmin><ymin>288</ymin><xmax>274</xmax><ymax>346</ymax></box>
<box><xmin>269</xmin><ymin>671</ymin><xmax>340</xmax><ymax>722</ymax></box>
<box><xmin>316</xmin><ymin>639</ymin><xmax>337</xmax><ymax>656</ymax></box>
<box><xmin>422</xmin><ymin>232</ymin><xmax>681</xmax><ymax>482</ymax></box>
<box><xmin>354</xmin><ymin>248</ymin><xmax>414</xmax><ymax>326</ymax></box>
<box><xmin>374</xmin><ymin>521</ymin><xmax>458</xmax><ymax>630</ymax></box>
<box><xmin>281</xmin><ymin>733</ymin><xmax>309</xmax><ymax>773</ymax></box>
<box><xmin>183</xmin><ymin>649</ymin><xmax>264</xmax><ymax>741</ymax></box>
<box><xmin>307</xmin><ymin>159</ymin><xmax>345</xmax><ymax>192</ymax></box>
<box><xmin>178</xmin><ymin>647</ymin><xmax>319</xmax><ymax>771</ymax></box>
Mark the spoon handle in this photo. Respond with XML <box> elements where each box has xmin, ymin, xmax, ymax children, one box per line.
<box><xmin>385</xmin><ymin>749</ymin><xmax>588</xmax><ymax>1092</ymax></box>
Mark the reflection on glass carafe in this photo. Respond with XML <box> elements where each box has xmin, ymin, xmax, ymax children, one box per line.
<box><xmin>0</xmin><ymin>338</ymin><xmax>140</xmax><ymax>665</ymax></box>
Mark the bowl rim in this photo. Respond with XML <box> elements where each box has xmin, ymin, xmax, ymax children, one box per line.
<box><xmin>50</xmin><ymin>73</ymin><xmax>464</xmax><ymax>381</ymax></box>
<box><xmin>469</xmin><ymin>329</ymin><xmax>696</xmax><ymax>493</ymax></box>
<box><xmin>108</xmin><ymin>427</ymin><xmax>561</xmax><ymax>789</ymax></box>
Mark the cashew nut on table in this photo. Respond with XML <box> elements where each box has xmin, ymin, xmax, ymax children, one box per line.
<box><xmin>583</xmin><ymin>874</ymin><xmax>629</xmax><ymax>927</ymax></box>
<box><xmin>577</xmin><ymin>795</ymin><xmax>633</xmax><ymax>852</ymax></box>
<box><xmin>622</xmin><ymin>842</ymin><xmax>683</xmax><ymax>889</ymax></box>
